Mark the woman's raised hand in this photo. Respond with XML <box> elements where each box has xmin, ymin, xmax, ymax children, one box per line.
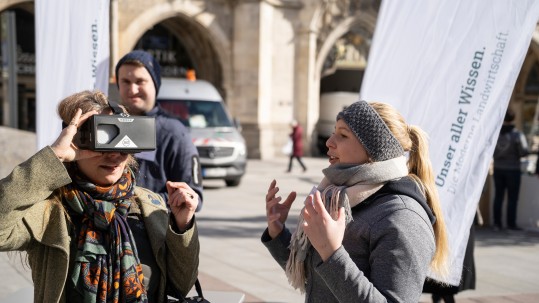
<box><xmin>266</xmin><ymin>179</ymin><xmax>296</xmax><ymax>239</ymax></box>
<box><xmin>166</xmin><ymin>181</ymin><xmax>198</xmax><ymax>232</ymax></box>
<box><xmin>51</xmin><ymin>108</ymin><xmax>101</xmax><ymax>162</ymax></box>
<box><xmin>302</xmin><ymin>190</ymin><xmax>346</xmax><ymax>261</ymax></box>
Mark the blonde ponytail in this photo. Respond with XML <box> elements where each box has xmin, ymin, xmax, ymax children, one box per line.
<box><xmin>407</xmin><ymin>125</ymin><xmax>449</xmax><ymax>277</ymax></box>
<box><xmin>369</xmin><ymin>102</ymin><xmax>449</xmax><ymax>277</ymax></box>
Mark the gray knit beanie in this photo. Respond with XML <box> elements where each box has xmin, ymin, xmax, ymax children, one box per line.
<box><xmin>337</xmin><ymin>100</ymin><xmax>404</xmax><ymax>162</ymax></box>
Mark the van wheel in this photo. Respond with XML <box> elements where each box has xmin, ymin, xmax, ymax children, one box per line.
<box><xmin>225</xmin><ymin>178</ymin><xmax>241</xmax><ymax>187</ymax></box>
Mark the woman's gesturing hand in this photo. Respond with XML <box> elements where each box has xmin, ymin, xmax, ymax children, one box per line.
<box><xmin>302</xmin><ymin>190</ymin><xmax>346</xmax><ymax>261</ymax></box>
<box><xmin>166</xmin><ymin>181</ymin><xmax>198</xmax><ymax>232</ymax></box>
<box><xmin>266</xmin><ymin>179</ymin><xmax>296</xmax><ymax>239</ymax></box>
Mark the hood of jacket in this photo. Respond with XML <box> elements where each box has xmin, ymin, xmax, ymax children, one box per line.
<box><xmin>362</xmin><ymin>176</ymin><xmax>436</xmax><ymax>225</ymax></box>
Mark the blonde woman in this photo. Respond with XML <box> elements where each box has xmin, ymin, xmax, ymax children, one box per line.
<box><xmin>263</xmin><ymin>100</ymin><xmax>448</xmax><ymax>302</ymax></box>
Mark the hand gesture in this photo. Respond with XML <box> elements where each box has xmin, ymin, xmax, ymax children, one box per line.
<box><xmin>166</xmin><ymin>181</ymin><xmax>198</xmax><ymax>232</ymax></box>
<box><xmin>50</xmin><ymin>108</ymin><xmax>102</xmax><ymax>162</ymax></box>
<box><xmin>302</xmin><ymin>190</ymin><xmax>346</xmax><ymax>261</ymax></box>
<box><xmin>265</xmin><ymin>179</ymin><xmax>296</xmax><ymax>239</ymax></box>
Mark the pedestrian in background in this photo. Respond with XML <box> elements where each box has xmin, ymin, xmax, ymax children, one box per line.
<box><xmin>115</xmin><ymin>50</ymin><xmax>204</xmax><ymax>211</ymax></box>
<box><xmin>492</xmin><ymin>108</ymin><xmax>528</xmax><ymax>230</ymax></box>
<box><xmin>263</xmin><ymin>100</ymin><xmax>448</xmax><ymax>302</ymax></box>
<box><xmin>0</xmin><ymin>90</ymin><xmax>200</xmax><ymax>302</ymax></box>
<box><xmin>286</xmin><ymin>119</ymin><xmax>307</xmax><ymax>173</ymax></box>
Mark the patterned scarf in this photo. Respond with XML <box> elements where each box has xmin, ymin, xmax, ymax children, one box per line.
<box><xmin>285</xmin><ymin>156</ymin><xmax>409</xmax><ymax>293</ymax></box>
<box><xmin>62</xmin><ymin>168</ymin><xmax>148</xmax><ymax>303</ymax></box>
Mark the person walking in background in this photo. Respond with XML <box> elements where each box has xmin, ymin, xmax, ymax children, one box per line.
<box><xmin>0</xmin><ymin>90</ymin><xmax>200</xmax><ymax>302</ymax></box>
<box><xmin>492</xmin><ymin>108</ymin><xmax>528</xmax><ymax>230</ymax></box>
<box><xmin>263</xmin><ymin>101</ymin><xmax>448</xmax><ymax>302</ymax></box>
<box><xmin>115</xmin><ymin>50</ymin><xmax>204</xmax><ymax>211</ymax></box>
<box><xmin>286</xmin><ymin>119</ymin><xmax>307</xmax><ymax>173</ymax></box>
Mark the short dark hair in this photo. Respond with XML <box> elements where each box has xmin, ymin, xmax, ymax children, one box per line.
<box><xmin>504</xmin><ymin>108</ymin><xmax>515</xmax><ymax>122</ymax></box>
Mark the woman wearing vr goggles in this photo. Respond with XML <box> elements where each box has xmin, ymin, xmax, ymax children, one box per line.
<box><xmin>0</xmin><ymin>90</ymin><xmax>199</xmax><ymax>302</ymax></box>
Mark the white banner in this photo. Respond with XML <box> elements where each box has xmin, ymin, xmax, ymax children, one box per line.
<box><xmin>35</xmin><ymin>0</ymin><xmax>110</xmax><ymax>149</ymax></box>
<box><xmin>360</xmin><ymin>0</ymin><xmax>539</xmax><ymax>285</ymax></box>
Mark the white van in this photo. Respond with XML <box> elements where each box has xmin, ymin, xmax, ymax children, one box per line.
<box><xmin>315</xmin><ymin>92</ymin><xmax>358</xmax><ymax>154</ymax></box>
<box><xmin>157</xmin><ymin>78</ymin><xmax>247</xmax><ymax>186</ymax></box>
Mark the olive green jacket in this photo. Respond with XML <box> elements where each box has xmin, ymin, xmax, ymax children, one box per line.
<box><xmin>0</xmin><ymin>147</ymin><xmax>199</xmax><ymax>303</ymax></box>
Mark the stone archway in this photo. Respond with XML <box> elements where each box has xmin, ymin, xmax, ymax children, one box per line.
<box><xmin>117</xmin><ymin>3</ymin><xmax>232</xmax><ymax>99</ymax></box>
<box><xmin>293</xmin><ymin>2</ymin><xmax>379</xmax><ymax>156</ymax></box>
<box><xmin>314</xmin><ymin>13</ymin><xmax>377</xmax><ymax>80</ymax></box>
<box><xmin>308</xmin><ymin>12</ymin><xmax>377</xmax><ymax>155</ymax></box>
<box><xmin>0</xmin><ymin>0</ymin><xmax>32</xmax><ymax>12</ymax></box>
<box><xmin>154</xmin><ymin>18</ymin><xmax>223</xmax><ymax>91</ymax></box>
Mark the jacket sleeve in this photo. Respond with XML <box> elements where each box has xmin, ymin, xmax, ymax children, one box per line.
<box><xmin>261</xmin><ymin>227</ymin><xmax>293</xmax><ymax>270</ymax></box>
<box><xmin>163</xmin><ymin>122</ymin><xmax>204</xmax><ymax>211</ymax></box>
<box><xmin>315</xmin><ymin>208</ymin><xmax>435</xmax><ymax>302</ymax></box>
<box><xmin>0</xmin><ymin>147</ymin><xmax>71</xmax><ymax>250</ymax></box>
<box><xmin>166</xmin><ymin>219</ymin><xmax>200</xmax><ymax>296</ymax></box>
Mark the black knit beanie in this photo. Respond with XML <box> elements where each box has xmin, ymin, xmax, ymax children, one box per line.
<box><xmin>337</xmin><ymin>100</ymin><xmax>404</xmax><ymax>162</ymax></box>
<box><xmin>115</xmin><ymin>50</ymin><xmax>161</xmax><ymax>95</ymax></box>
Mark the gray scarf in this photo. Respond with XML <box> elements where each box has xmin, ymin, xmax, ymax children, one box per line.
<box><xmin>285</xmin><ymin>156</ymin><xmax>409</xmax><ymax>292</ymax></box>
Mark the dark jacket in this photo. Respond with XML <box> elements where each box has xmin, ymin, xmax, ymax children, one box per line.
<box><xmin>135</xmin><ymin>105</ymin><xmax>204</xmax><ymax>210</ymax></box>
<box><xmin>262</xmin><ymin>177</ymin><xmax>436</xmax><ymax>302</ymax></box>
<box><xmin>493</xmin><ymin>124</ymin><xmax>528</xmax><ymax>171</ymax></box>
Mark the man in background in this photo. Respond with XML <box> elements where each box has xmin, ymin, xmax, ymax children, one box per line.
<box><xmin>492</xmin><ymin>108</ymin><xmax>528</xmax><ymax>230</ymax></box>
<box><xmin>115</xmin><ymin>50</ymin><xmax>203</xmax><ymax>211</ymax></box>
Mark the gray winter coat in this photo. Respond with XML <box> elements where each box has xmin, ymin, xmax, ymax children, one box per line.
<box><xmin>262</xmin><ymin>177</ymin><xmax>436</xmax><ymax>302</ymax></box>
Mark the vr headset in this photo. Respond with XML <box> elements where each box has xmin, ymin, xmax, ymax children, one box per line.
<box><xmin>72</xmin><ymin>103</ymin><xmax>156</xmax><ymax>153</ymax></box>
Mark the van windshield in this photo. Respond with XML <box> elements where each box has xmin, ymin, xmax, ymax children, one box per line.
<box><xmin>158</xmin><ymin>99</ymin><xmax>234</xmax><ymax>128</ymax></box>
